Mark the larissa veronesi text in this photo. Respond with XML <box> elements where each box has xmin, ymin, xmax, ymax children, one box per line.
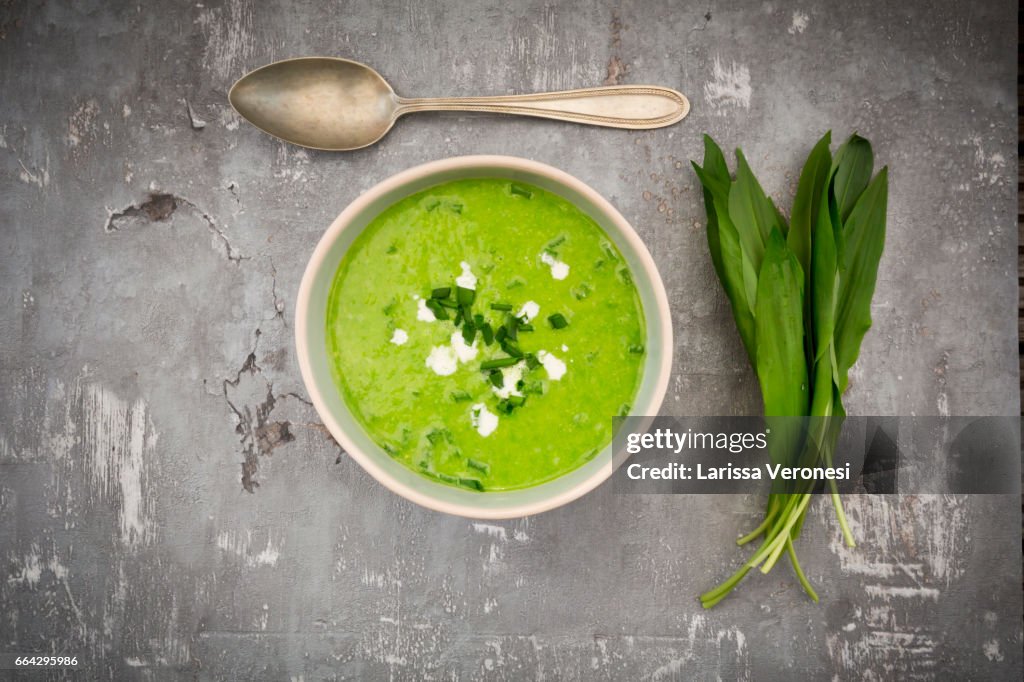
<box><xmin>625</xmin><ymin>462</ymin><xmax>851</xmax><ymax>481</ymax></box>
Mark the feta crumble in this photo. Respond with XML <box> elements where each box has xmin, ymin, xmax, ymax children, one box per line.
<box><xmin>450</xmin><ymin>330</ymin><xmax>479</xmax><ymax>363</ymax></box>
<box><xmin>540</xmin><ymin>252</ymin><xmax>569</xmax><ymax>280</ymax></box>
<box><xmin>470</xmin><ymin>403</ymin><xmax>499</xmax><ymax>437</ymax></box>
<box><xmin>415</xmin><ymin>296</ymin><xmax>436</xmax><ymax>322</ymax></box>
<box><xmin>425</xmin><ymin>345</ymin><xmax>458</xmax><ymax>376</ymax></box>
<box><xmin>536</xmin><ymin>350</ymin><xmax>567</xmax><ymax>381</ymax></box>
<box><xmin>490</xmin><ymin>361</ymin><xmax>526</xmax><ymax>399</ymax></box>
<box><xmin>390</xmin><ymin>329</ymin><xmax>409</xmax><ymax>345</ymax></box>
<box><xmin>517</xmin><ymin>300</ymin><xmax>540</xmax><ymax>322</ymax></box>
<box><xmin>456</xmin><ymin>261</ymin><xmax>477</xmax><ymax>289</ymax></box>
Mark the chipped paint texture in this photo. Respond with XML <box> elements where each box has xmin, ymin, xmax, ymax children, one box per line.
<box><xmin>0</xmin><ymin>0</ymin><xmax>1020</xmax><ymax>679</ymax></box>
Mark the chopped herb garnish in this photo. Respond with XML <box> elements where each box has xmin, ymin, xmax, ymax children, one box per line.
<box><xmin>460</xmin><ymin>304</ymin><xmax>472</xmax><ymax>323</ymax></box>
<box><xmin>496</xmin><ymin>399</ymin><xmax>514</xmax><ymax>414</ymax></box>
<box><xmin>480</xmin><ymin>357</ymin><xmax>519</xmax><ymax>370</ymax></box>
<box><xmin>450</xmin><ymin>390</ymin><xmax>473</xmax><ymax>402</ymax></box>
<box><xmin>506</xmin><ymin>277</ymin><xmax>525</xmax><ymax>289</ymax></box>
<box><xmin>628</xmin><ymin>344</ymin><xmax>645</xmax><ymax>354</ymax></box>
<box><xmin>501</xmin><ymin>339</ymin><xmax>524</xmax><ymax>358</ymax></box>
<box><xmin>490</xmin><ymin>302</ymin><xmax>513</xmax><ymax>311</ymax></box>
<box><xmin>467</xmin><ymin>458</ymin><xmax>490</xmax><ymax>474</ymax></box>
<box><xmin>424</xmin><ymin>197</ymin><xmax>441</xmax><ymax>211</ymax></box>
<box><xmin>426</xmin><ymin>428</ymin><xmax>451</xmax><ymax>445</ymax></box>
<box><xmin>431</xmin><ymin>287</ymin><xmax>451</xmax><ymax>299</ymax></box>
<box><xmin>548</xmin><ymin>313</ymin><xmax>569</xmax><ymax>329</ymax></box>
<box><xmin>480</xmin><ymin>322</ymin><xmax>495</xmax><ymax>345</ymax></box>
<box><xmin>616</xmin><ymin>265</ymin><xmax>633</xmax><ymax>284</ymax></box>
<box><xmin>462</xmin><ymin>324</ymin><xmax>477</xmax><ymax>344</ymax></box>
<box><xmin>437</xmin><ymin>472</ymin><xmax>458</xmax><ymax>484</ymax></box>
<box><xmin>505</xmin><ymin>317</ymin><xmax>519</xmax><ymax>340</ymax></box>
<box><xmin>509</xmin><ymin>183</ymin><xmax>533</xmax><ymax>198</ymax></box>
<box><xmin>600</xmin><ymin>240</ymin><xmax>620</xmax><ymax>261</ymax></box>
<box><xmin>438</xmin><ymin>298</ymin><xmax>460</xmax><ymax>309</ymax></box>
<box><xmin>488</xmin><ymin>370</ymin><xmax>504</xmax><ymax>388</ymax></box>
<box><xmin>454</xmin><ymin>308</ymin><xmax>463</xmax><ymax>326</ymax></box>
<box><xmin>519</xmin><ymin>323</ymin><xmax>534</xmax><ymax>332</ymax></box>
<box><xmin>473</xmin><ymin>313</ymin><xmax>484</xmax><ymax>327</ymax></box>
<box><xmin>546</xmin><ymin>235</ymin><xmax>566</xmax><ymax>250</ymax></box>
<box><xmin>458</xmin><ymin>477</ymin><xmax>484</xmax><ymax>491</ymax></box>
<box><xmin>572</xmin><ymin>283</ymin><xmax>592</xmax><ymax>300</ymax></box>
<box><xmin>426</xmin><ymin>299</ymin><xmax>449</xmax><ymax>320</ymax></box>
<box><xmin>525</xmin><ymin>353</ymin><xmax>540</xmax><ymax>370</ymax></box>
<box><xmin>386</xmin><ymin>244</ymin><xmax>398</xmax><ymax>254</ymax></box>
<box><xmin>494</xmin><ymin>326</ymin><xmax>508</xmax><ymax>343</ymax></box>
<box><xmin>523</xmin><ymin>380</ymin><xmax>544</xmax><ymax>395</ymax></box>
<box><xmin>456</xmin><ymin>286</ymin><xmax>476</xmax><ymax>306</ymax></box>
<box><xmin>450</xmin><ymin>202</ymin><xmax>464</xmax><ymax>214</ymax></box>
<box><xmin>509</xmin><ymin>395</ymin><xmax>526</xmax><ymax>408</ymax></box>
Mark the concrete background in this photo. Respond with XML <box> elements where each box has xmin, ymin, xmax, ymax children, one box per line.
<box><xmin>1</xmin><ymin>0</ymin><xmax>1021</xmax><ymax>679</ymax></box>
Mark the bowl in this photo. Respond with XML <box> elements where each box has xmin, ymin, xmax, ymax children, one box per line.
<box><xmin>295</xmin><ymin>155</ymin><xmax>672</xmax><ymax>519</ymax></box>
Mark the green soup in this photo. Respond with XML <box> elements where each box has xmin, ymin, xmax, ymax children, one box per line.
<box><xmin>326</xmin><ymin>178</ymin><xmax>645</xmax><ymax>491</ymax></box>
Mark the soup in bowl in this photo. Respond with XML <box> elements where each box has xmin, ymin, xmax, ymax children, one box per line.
<box><xmin>296</xmin><ymin>156</ymin><xmax>670</xmax><ymax>518</ymax></box>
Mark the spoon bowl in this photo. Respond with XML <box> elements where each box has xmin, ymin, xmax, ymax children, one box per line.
<box><xmin>230</xmin><ymin>57</ymin><xmax>689</xmax><ymax>151</ymax></box>
<box><xmin>229</xmin><ymin>57</ymin><xmax>399</xmax><ymax>151</ymax></box>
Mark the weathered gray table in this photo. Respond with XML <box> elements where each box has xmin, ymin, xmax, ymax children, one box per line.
<box><xmin>1</xmin><ymin>0</ymin><xmax>1021</xmax><ymax>679</ymax></box>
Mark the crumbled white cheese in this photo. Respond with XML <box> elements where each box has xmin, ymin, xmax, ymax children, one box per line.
<box><xmin>517</xmin><ymin>300</ymin><xmax>540</xmax><ymax>322</ymax></box>
<box><xmin>540</xmin><ymin>252</ymin><xmax>569</xmax><ymax>280</ymax></box>
<box><xmin>450</xmin><ymin>331</ymin><xmax>478</xmax><ymax>363</ymax></box>
<box><xmin>561</xmin><ymin>344</ymin><xmax>569</xmax><ymax>352</ymax></box>
<box><xmin>537</xmin><ymin>350</ymin><xmax>567</xmax><ymax>381</ymax></box>
<box><xmin>470</xmin><ymin>403</ymin><xmax>499</xmax><ymax>437</ymax></box>
<box><xmin>390</xmin><ymin>329</ymin><xmax>409</xmax><ymax>345</ymax></box>
<box><xmin>425</xmin><ymin>345</ymin><xmax>458</xmax><ymax>375</ymax></box>
<box><xmin>490</xmin><ymin>361</ymin><xmax>526</xmax><ymax>399</ymax></box>
<box><xmin>456</xmin><ymin>261</ymin><xmax>477</xmax><ymax>289</ymax></box>
<box><xmin>415</xmin><ymin>296</ymin><xmax>436</xmax><ymax>322</ymax></box>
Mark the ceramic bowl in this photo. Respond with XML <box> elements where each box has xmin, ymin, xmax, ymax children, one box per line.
<box><xmin>295</xmin><ymin>155</ymin><xmax>671</xmax><ymax>519</ymax></box>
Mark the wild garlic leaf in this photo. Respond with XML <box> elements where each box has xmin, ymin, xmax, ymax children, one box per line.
<box><xmin>788</xmin><ymin>132</ymin><xmax>833</xmax><ymax>296</ymax></box>
<box><xmin>832</xmin><ymin>134</ymin><xmax>874</xmax><ymax>223</ymax></box>
<box><xmin>833</xmin><ymin>167</ymin><xmax>888</xmax><ymax>391</ymax></box>
<box><xmin>754</xmin><ymin>229</ymin><xmax>808</xmax><ymax>418</ymax></box>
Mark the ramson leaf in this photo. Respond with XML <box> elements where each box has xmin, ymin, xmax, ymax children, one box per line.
<box><xmin>755</xmin><ymin>229</ymin><xmax>808</xmax><ymax>418</ymax></box>
<box><xmin>694</xmin><ymin>152</ymin><xmax>756</xmax><ymax>363</ymax></box>
<box><xmin>832</xmin><ymin>134</ymin><xmax>874</xmax><ymax>223</ymax></box>
<box><xmin>833</xmin><ymin>167</ymin><xmax>888</xmax><ymax>392</ymax></box>
<box><xmin>788</xmin><ymin>132</ymin><xmax>832</xmax><ymax>298</ymax></box>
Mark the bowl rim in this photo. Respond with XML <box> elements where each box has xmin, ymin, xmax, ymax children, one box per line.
<box><xmin>295</xmin><ymin>155</ymin><xmax>672</xmax><ymax>518</ymax></box>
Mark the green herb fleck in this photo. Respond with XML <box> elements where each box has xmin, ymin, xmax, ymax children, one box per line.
<box><xmin>509</xmin><ymin>183</ymin><xmax>533</xmax><ymax>198</ymax></box>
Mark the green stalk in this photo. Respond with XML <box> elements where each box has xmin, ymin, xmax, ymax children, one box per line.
<box><xmin>786</xmin><ymin>536</ymin><xmax>819</xmax><ymax>602</ymax></box>
<box><xmin>759</xmin><ymin>494</ymin><xmax>812</xmax><ymax>573</ymax></box>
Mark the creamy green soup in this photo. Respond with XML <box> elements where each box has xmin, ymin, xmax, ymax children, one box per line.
<box><xmin>326</xmin><ymin>178</ymin><xmax>645</xmax><ymax>491</ymax></box>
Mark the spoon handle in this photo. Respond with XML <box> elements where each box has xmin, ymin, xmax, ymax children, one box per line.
<box><xmin>395</xmin><ymin>85</ymin><xmax>689</xmax><ymax>130</ymax></box>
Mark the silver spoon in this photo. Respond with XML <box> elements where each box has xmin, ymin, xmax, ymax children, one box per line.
<box><xmin>229</xmin><ymin>57</ymin><xmax>690</xmax><ymax>151</ymax></box>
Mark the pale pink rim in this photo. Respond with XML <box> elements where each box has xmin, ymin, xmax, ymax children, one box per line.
<box><xmin>295</xmin><ymin>155</ymin><xmax>672</xmax><ymax>518</ymax></box>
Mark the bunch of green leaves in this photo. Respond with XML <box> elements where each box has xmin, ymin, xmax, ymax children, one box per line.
<box><xmin>692</xmin><ymin>132</ymin><xmax>888</xmax><ymax>607</ymax></box>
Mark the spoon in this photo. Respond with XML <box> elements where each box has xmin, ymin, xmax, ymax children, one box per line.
<box><xmin>229</xmin><ymin>57</ymin><xmax>690</xmax><ymax>151</ymax></box>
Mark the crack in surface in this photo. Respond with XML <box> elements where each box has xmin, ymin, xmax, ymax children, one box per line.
<box><xmin>104</xmin><ymin>192</ymin><xmax>247</xmax><ymax>264</ymax></box>
<box><xmin>269</xmin><ymin>257</ymin><xmax>286</xmax><ymax>322</ymax></box>
<box><xmin>222</xmin><ymin>330</ymin><xmax>296</xmax><ymax>492</ymax></box>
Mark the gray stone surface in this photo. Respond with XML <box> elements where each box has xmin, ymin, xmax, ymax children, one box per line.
<box><xmin>0</xmin><ymin>0</ymin><xmax>1021</xmax><ymax>679</ymax></box>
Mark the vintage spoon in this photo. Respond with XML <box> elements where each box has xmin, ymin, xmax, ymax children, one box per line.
<box><xmin>229</xmin><ymin>57</ymin><xmax>690</xmax><ymax>151</ymax></box>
